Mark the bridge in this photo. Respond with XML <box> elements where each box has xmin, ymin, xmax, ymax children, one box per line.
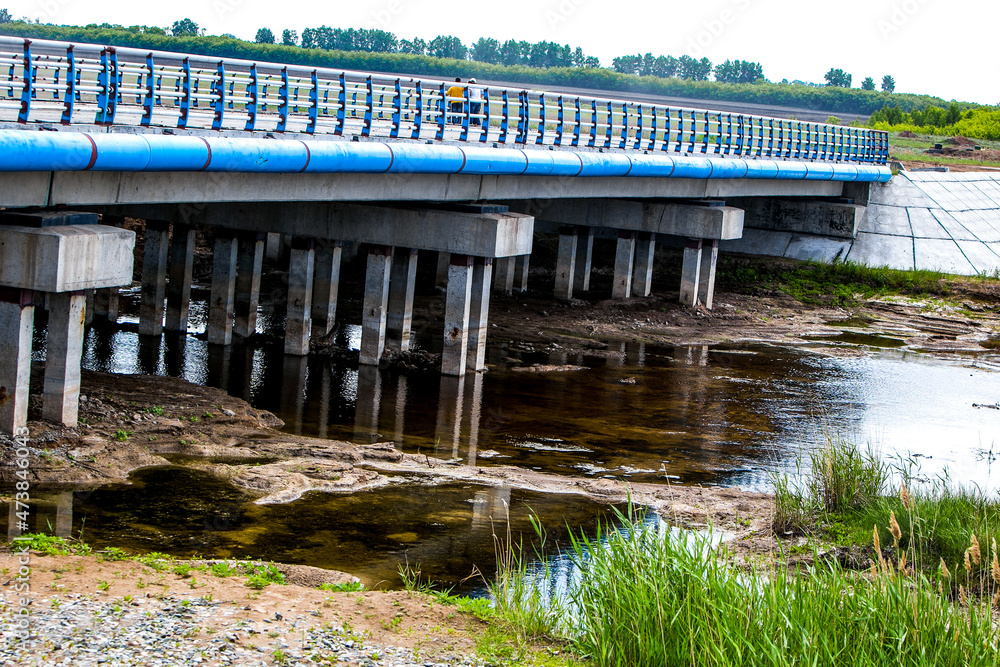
<box><xmin>0</xmin><ymin>36</ymin><xmax>893</xmax><ymax>436</ymax></box>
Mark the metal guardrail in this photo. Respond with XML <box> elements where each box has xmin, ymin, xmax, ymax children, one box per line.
<box><xmin>0</xmin><ymin>37</ymin><xmax>889</xmax><ymax>165</ymax></box>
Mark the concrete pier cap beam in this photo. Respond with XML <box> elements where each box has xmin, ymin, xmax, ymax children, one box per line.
<box><xmin>195</xmin><ymin>202</ymin><xmax>534</xmax><ymax>259</ymax></box>
<box><xmin>0</xmin><ymin>223</ymin><xmax>134</xmax><ymax>430</ymax></box>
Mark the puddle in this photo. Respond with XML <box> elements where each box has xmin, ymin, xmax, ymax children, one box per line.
<box><xmin>13</xmin><ymin>466</ymin><xmax>625</xmax><ymax>593</ymax></box>
<box><xmin>804</xmin><ymin>332</ymin><xmax>907</xmax><ymax>348</ymax></box>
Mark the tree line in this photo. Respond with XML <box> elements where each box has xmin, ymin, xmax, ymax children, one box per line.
<box><xmin>0</xmin><ymin>17</ymin><xmax>959</xmax><ymax>118</ymax></box>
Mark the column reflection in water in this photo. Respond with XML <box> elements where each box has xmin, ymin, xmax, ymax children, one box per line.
<box><xmin>470</xmin><ymin>485</ymin><xmax>512</xmax><ymax>532</ymax></box>
<box><xmin>281</xmin><ymin>355</ymin><xmax>309</xmax><ymax>436</ymax></box>
<box><xmin>353</xmin><ymin>365</ymin><xmax>383</xmax><ymax>443</ymax></box>
<box><xmin>136</xmin><ymin>335</ymin><xmax>163</xmax><ymax>376</ymax></box>
<box><xmin>435</xmin><ymin>375</ymin><xmax>465</xmax><ymax>459</ymax></box>
<box><xmin>164</xmin><ymin>333</ymin><xmax>189</xmax><ymax>379</ymax></box>
<box><xmin>205</xmin><ymin>344</ymin><xmax>232</xmax><ymax>391</ymax></box>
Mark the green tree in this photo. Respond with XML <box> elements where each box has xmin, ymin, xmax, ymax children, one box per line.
<box><xmin>714</xmin><ymin>59</ymin><xmax>764</xmax><ymax>84</ymax></box>
<box><xmin>254</xmin><ymin>27</ymin><xmax>274</xmax><ymax>44</ymax></box>
<box><xmin>824</xmin><ymin>68</ymin><xmax>852</xmax><ymax>88</ymax></box>
<box><xmin>428</xmin><ymin>35</ymin><xmax>466</xmax><ymax>60</ymax></box>
<box><xmin>612</xmin><ymin>54</ymin><xmax>641</xmax><ymax>75</ymax></box>
<box><xmin>678</xmin><ymin>55</ymin><xmax>712</xmax><ymax>81</ymax></box>
<box><xmin>170</xmin><ymin>18</ymin><xmax>199</xmax><ymax>37</ymax></box>
<box><xmin>281</xmin><ymin>29</ymin><xmax>297</xmax><ymax>46</ymax></box>
<box><xmin>470</xmin><ymin>37</ymin><xmax>500</xmax><ymax>64</ymax></box>
<box><xmin>399</xmin><ymin>38</ymin><xmax>426</xmax><ymax>55</ymax></box>
<box><xmin>881</xmin><ymin>75</ymin><xmax>895</xmax><ymax>93</ymax></box>
<box><xmin>861</xmin><ymin>77</ymin><xmax>875</xmax><ymax>91</ymax></box>
<box><xmin>0</xmin><ymin>8</ymin><xmax>12</xmax><ymax>23</ymax></box>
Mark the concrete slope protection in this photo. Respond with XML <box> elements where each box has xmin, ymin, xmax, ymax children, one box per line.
<box><xmin>723</xmin><ymin>172</ymin><xmax>1000</xmax><ymax>276</ymax></box>
<box><xmin>0</xmin><ymin>130</ymin><xmax>891</xmax><ymax>182</ymax></box>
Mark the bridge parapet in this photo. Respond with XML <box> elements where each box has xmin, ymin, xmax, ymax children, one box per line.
<box><xmin>0</xmin><ymin>36</ymin><xmax>887</xmax><ymax>165</ymax></box>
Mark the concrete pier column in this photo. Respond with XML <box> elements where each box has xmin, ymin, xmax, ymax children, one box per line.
<box><xmin>285</xmin><ymin>238</ymin><xmax>315</xmax><ymax>356</ymax></box>
<box><xmin>93</xmin><ymin>287</ymin><xmax>119</xmax><ymax>324</ymax></box>
<box><xmin>42</xmin><ymin>291</ymin><xmax>86</xmax><ymax>426</ymax></box>
<box><xmin>632</xmin><ymin>232</ymin><xmax>656</xmax><ymax>297</ymax></box>
<box><xmin>207</xmin><ymin>231</ymin><xmax>238</xmax><ymax>346</ymax></box>
<box><xmin>311</xmin><ymin>240</ymin><xmax>343</xmax><ymax>337</ymax></box>
<box><xmin>84</xmin><ymin>290</ymin><xmax>95</xmax><ymax>326</ymax></box>
<box><xmin>467</xmin><ymin>257</ymin><xmax>493</xmax><ymax>373</ymax></box>
<box><xmin>435</xmin><ymin>252</ymin><xmax>451</xmax><ymax>289</ymax></box>
<box><xmin>612</xmin><ymin>230</ymin><xmax>636</xmax><ymax>299</ymax></box>
<box><xmin>514</xmin><ymin>254</ymin><xmax>530</xmax><ymax>292</ymax></box>
<box><xmin>493</xmin><ymin>256</ymin><xmax>515</xmax><ymax>295</ymax></box>
<box><xmin>698</xmin><ymin>239</ymin><xmax>720</xmax><ymax>310</ymax></box>
<box><xmin>164</xmin><ymin>223</ymin><xmax>196</xmax><ymax>333</ymax></box>
<box><xmin>0</xmin><ymin>289</ymin><xmax>34</xmax><ymax>435</ymax></box>
<box><xmin>680</xmin><ymin>238</ymin><xmax>703</xmax><ymax>307</ymax></box>
<box><xmin>234</xmin><ymin>231</ymin><xmax>265</xmax><ymax>339</ymax></box>
<box><xmin>574</xmin><ymin>227</ymin><xmax>595</xmax><ymax>294</ymax></box>
<box><xmin>265</xmin><ymin>232</ymin><xmax>282</xmax><ymax>261</ymax></box>
<box><xmin>386</xmin><ymin>247</ymin><xmax>418</xmax><ymax>352</ymax></box>
<box><xmin>442</xmin><ymin>255</ymin><xmax>474</xmax><ymax>377</ymax></box>
<box><xmin>359</xmin><ymin>245</ymin><xmax>392</xmax><ymax>366</ymax></box>
<box><xmin>139</xmin><ymin>220</ymin><xmax>170</xmax><ymax>336</ymax></box>
<box><xmin>554</xmin><ymin>226</ymin><xmax>579</xmax><ymax>300</ymax></box>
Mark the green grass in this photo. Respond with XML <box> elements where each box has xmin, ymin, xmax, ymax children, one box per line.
<box><xmin>494</xmin><ymin>503</ymin><xmax>1000</xmax><ymax>667</ymax></box>
<box><xmin>716</xmin><ymin>258</ymin><xmax>950</xmax><ymax>306</ymax></box>
<box><xmin>15</xmin><ymin>533</ymin><xmax>91</xmax><ymax>556</ymax></box>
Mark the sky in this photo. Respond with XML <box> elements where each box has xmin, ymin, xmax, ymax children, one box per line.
<box><xmin>5</xmin><ymin>0</ymin><xmax>998</xmax><ymax>104</ymax></box>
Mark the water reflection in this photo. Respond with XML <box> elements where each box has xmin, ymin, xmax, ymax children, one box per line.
<box><xmin>79</xmin><ymin>296</ymin><xmax>1000</xmax><ymax>491</ymax></box>
<box><xmin>13</xmin><ymin>468</ymin><xmax>622</xmax><ymax>593</ymax></box>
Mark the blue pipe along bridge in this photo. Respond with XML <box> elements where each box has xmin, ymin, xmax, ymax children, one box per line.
<box><xmin>0</xmin><ymin>36</ymin><xmax>894</xmax><ymax>436</ymax></box>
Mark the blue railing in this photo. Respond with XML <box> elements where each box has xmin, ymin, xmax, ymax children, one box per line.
<box><xmin>0</xmin><ymin>36</ymin><xmax>889</xmax><ymax>165</ymax></box>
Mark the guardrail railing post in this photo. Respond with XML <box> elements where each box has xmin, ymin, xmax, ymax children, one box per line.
<box><xmin>555</xmin><ymin>95</ymin><xmax>564</xmax><ymax>146</ymax></box>
<box><xmin>516</xmin><ymin>91</ymin><xmax>528</xmax><ymax>144</ymax></box>
<box><xmin>633</xmin><ymin>105</ymin><xmax>643</xmax><ymax>150</ymax></box>
<box><xmin>647</xmin><ymin>107</ymin><xmax>657</xmax><ymax>151</ymax></box>
<box><xmin>243</xmin><ymin>63</ymin><xmax>258</xmax><ymax>131</ymax></box>
<box><xmin>176</xmin><ymin>57</ymin><xmax>191</xmax><ymax>129</ymax></box>
<box><xmin>17</xmin><ymin>39</ymin><xmax>31</xmax><ymax>123</ymax></box>
<box><xmin>479</xmin><ymin>88</ymin><xmax>490</xmax><ymax>143</ymax></box>
<box><xmin>603</xmin><ymin>101</ymin><xmax>613</xmax><ymax>149</ymax></box>
<box><xmin>411</xmin><ymin>82</ymin><xmax>423</xmax><ymax>139</ymax></box>
<box><xmin>572</xmin><ymin>98</ymin><xmax>581</xmax><ymax>148</ymax></box>
<box><xmin>361</xmin><ymin>75</ymin><xmax>373</xmax><ymax>137</ymax></box>
<box><xmin>536</xmin><ymin>93</ymin><xmax>546</xmax><ymax>145</ymax></box>
<box><xmin>306</xmin><ymin>70</ymin><xmax>319</xmax><ymax>134</ymax></box>
<box><xmin>94</xmin><ymin>47</ymin><xmax>120</xmax><ymax>126</ymax></box>
<box><xmin>390</xmin><ymin>78</ymin><xmax>401</xmax><ymax>138</ymax></box>
<box><xmin>276</xmin><ymin>67</ymin><xmax>289</xmax><ymax>132</ymax></box>
<box><xmin>60</xmin><ymin>45</ymin><xmax>76</xmax><ymax>125</ymax></box>
<box><xmin>498</xmin><ymin>90</ymin><xmax>509</xmax><ymax>142</ymax></box>
<box><xmin>460</xmin><ymin>86</ymin><xmax>470</xmax><ymax>142</ymax></box>
<box><xmin>140</xmin><ymin>52</ymin><xmax>154</xmax><ymax>126</ymax></box>
<box><xmin>212</xmin><ymin>62</ymin><xmax>225</xmax><ymax>131</ymax></box>
<box><xmin>588</xmin><ymin>100</ymin><xmax>598</xmax><ymax>148</ymax></box>
<box><xmin>334</xmin><ymin>72</ymin><xmax>345</xmax><ymax>135</ymax></box>
<box><xmin>435</xmin><ymin>82</ymin><xmax>445</xmax><ymax>141</ymax></box>
<box><xmin>618</xmin><ymin>103</ymin><xmax>628</xmax><ymax>150</ymax></box>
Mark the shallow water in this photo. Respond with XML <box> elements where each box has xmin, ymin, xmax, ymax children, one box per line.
<box><xmin>24</xmin><ymin>467</ymin><xmax>623</xmax><ymax>593</ymax></box>
<box><xmin>16</xmin><ymin>291</ymin><xmax>1000</xmax><ymax>586</ymax></box>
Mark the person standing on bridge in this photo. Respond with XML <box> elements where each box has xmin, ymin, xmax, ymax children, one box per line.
<box><xmin>468</xmin><ymin>78</ymin><xmax>484</xmax><ymax>126</ymax></box>
<box><xmin>446</xmin><ymin>77</ymin><xmax>465</xmax><ymax>124</ymax></box>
